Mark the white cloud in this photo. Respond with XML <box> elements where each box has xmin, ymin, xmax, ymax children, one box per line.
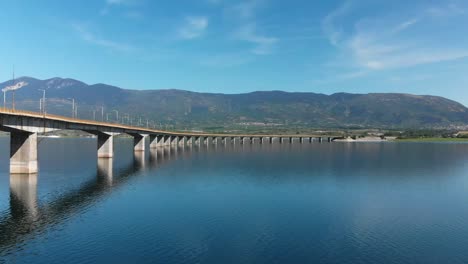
<box><xmin>425</xmin><ymin>3</ymin><xmax>466</xmax><ymax>17</ymax></box>
<box><xmin>322</xmin><ymin>0</ymin><xmax>352</xmax><ymax>46</ymax></box>
<box><xmin>73</xmin><ymin>24</ymin><xmax>133</xmax><ymax>52</ymax></box>
<box><xmin>235</xmin><ymin>24</ymin><xmax>278</xmax><ymax>55</ymax></box>
<box><xmin>178</xmin><ymin>16</ymin><xmax>209</xmax><ymax>39</ymax></box>
<box><xmin>322</xmin><ymin>1</ymin><xmax>468</xmax><ymax>74</ymax></box>
<box><xmin>392</xmin><ymin>18</ymin><xmax>419</xmax><ymax>33</ymax></box>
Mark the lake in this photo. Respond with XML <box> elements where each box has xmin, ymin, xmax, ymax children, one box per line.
<box><xmin>1</xmin><ymin>137</ymin><xmax>468</xmax><ymax>263</ymax></box>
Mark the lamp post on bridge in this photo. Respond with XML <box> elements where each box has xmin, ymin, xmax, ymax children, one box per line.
<box><xmin>112</xmin><ymin>110</ymin><xmax>119</xmax><ymax>123</ymax></box>
<box><xmin>68</xmin><ymin>98</ymin><xmax>75</xmax><ymax>118</ymax></box>
<box><xmin>3</xmin><ymin>90</ymin><xmax>6</xmax><ymax>109</ymax></box>
<box><xmin>38</xmin><ymin>89</ymin><xmax>46</xmax><ymax>115</ymax></box>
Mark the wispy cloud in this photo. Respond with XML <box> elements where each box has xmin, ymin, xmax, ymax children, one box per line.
<box><xmin>322</xmin><ymin>0</ymin><xmax>352</xmax><ymax>46</ymax></box>
<box><xmin>178</xmin><ymin>16</ymin><xmax>209</xmax><ymax>39</ymax></box>
<box><xmin>425</xmin><ymin>3</ymin><xmax>466</xmax><ymax>17</ymax></box>
<box><xmin>235</xmin><ymin>24</ymin><xmax>278</xmax><ymax>55</ymax></box>
<box><xmin>392</xmin><ymin>18</ymin><xmax>419</xmax><ymax>34</ymax></box>
<box><xmin>322</xmin><ymin>1</ymin><xmax>468</xmax><ymax>75</ymax></box>
<box><xmin>72</xmin><ymin>24</ymin><xmax>133</xmax><ymax>52</ymax></box>
<box><xmin>230</xmin><ymin>0</ymin><xmax>264</xmax><ymax>19</ymax></box>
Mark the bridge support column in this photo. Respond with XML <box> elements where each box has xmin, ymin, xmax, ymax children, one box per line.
<box><xmin>162</xmin><ymin>136</ymin><xmax>171</xmax><ymax>146</ymax></box>
<box><xmin>132</xmin><ymin>134</ymin><xmax>148</xmax><ymax>152</ymax></box>
<box><xmin>179</xmin><ymin>136</ymin><xmax>186</xmax><ymax>146</ymax></box>
<box><xmin>269</xmin><ymin>137</ymin><xmax>273</xmax><ymax>144</ymax></box>
<box><xmin>170</xmin><ymin>136</ymin><xmax>178</xmax><ymax>146</ymax></box>
<box><xmin>319</xmin><ymin>137</ymin><xmax>323</xmax><ymax>143</ymax></box>
<box><xmin>149</xmin><ymin>135</ymin><xmax>162</xmax><ymax>149</ymax></box>
<box><xmin>280</xmin><ymin>137</ymin><xmax>284</xmax><ymax>144</ymax></box>
<box><xmin>97</xmin><ymin>133</ymin><xmax>114</xmax><ymax>158</ymax></box>
<box><xmin>309</xmin><ymin>137</ymin><xmax>312</xmax><ymax>143</ymax></box>
<box><xmin>10</xmin><ymin>132</ymin><xmax>38</xmax><ymax>174</ymax></box>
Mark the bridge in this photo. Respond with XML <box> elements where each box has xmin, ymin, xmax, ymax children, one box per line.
<box><xmin>0</xmin><ymin>108</ymin><xmax>335</xmax><ymax>174</ymax></box>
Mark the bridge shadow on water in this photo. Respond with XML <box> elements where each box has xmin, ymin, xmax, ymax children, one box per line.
<box><xmin>0</xmin><ymin>141</ymin><xmax>206</xmax><ymax>255</ymax></box>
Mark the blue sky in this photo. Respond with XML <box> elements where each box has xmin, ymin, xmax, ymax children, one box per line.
<box><xmin>0</xmin><ymin>0</ymin><xmax>468</xmax><ymax>105</ymax></box>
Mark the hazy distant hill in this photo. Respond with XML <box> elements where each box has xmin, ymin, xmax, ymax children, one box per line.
<box><xmin>1</xmin><ymin>77</ymin><xmax>467</xmax><ymax>129</ymax></box>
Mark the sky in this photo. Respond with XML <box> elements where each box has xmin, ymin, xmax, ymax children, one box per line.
<box><xmin>0</xmin><ymin>0</ymin><xmax>467</xmax><ymax>105</ymax></box>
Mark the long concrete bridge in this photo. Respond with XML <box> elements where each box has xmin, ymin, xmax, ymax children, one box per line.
<box><xmin>0</xmin><ymin>109</ymin><xmax>336</xmax><ymax>174</ymax></box>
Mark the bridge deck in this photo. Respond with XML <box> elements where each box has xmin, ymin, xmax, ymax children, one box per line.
<box><xmin>0</xmin><ymin>108</ymin><xmax>331</xmax><ymax>138</ymax></box>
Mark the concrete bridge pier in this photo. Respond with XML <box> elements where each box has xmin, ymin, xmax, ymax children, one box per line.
<box><xmin>84</xmin><ymin>131</ymin><xmax>115</xmax><ymax>158</ymax></box>
<box><xmin>97</xmin><ymin>133</ymin><xmax>115</xmax><ymax>158</ymax></box>
<box><xmin>10</xmin><ymin>132</ymin><xmax>38</xmax><ymax>174</ymax></box>
<box><xmin>162</xmin><ymin>135</ymin><xmax>171</xmax><ymax>146</ymax></box>
<box><xmin>131</xmin><ymin>134</ymin><xmax>148</xmax><ymax>152</ymax></box>
<box><xmin>149</xmin><ymin>135</ymin><xmax>162</xmax><ymax>149</ymax></box>
<box><xmin>269</xmin><ymin>137</ymin><xmax>273</xmax><ymax>144</ymax></box>
<box><xmin>289</xmin><ymin>137</ymin><xmax>293</xmax><ymax>144</ymax></box>
<box><xmin>179</xmin><ymin>136</ymin><xmax>187</xmax><ymax>146</ymax></box>
<box><xmin>170</xmin><ymin>136</ymin><xmax>178</xmax><ymax>146</ymax></box>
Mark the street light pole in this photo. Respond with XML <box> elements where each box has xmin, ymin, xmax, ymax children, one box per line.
<box><xmin>68</xmin><ymin>98</ymin><xmax>75</xmax><ymax>118</ymax></box>
<box><xmin>38</xmin><ymin>89</ymin><xmax>46</xmax><ymax>114</ymax></box>
<box><xmin>112</xmin><ymin>110</ymin><xmax>119</xmax><ymax>122</ymax></box>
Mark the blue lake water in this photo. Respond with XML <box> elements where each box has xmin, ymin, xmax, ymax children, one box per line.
<box><xmin>1</xmin><ymin>137</ymin><xmax>468</xmax><ymax>263</ymax></box>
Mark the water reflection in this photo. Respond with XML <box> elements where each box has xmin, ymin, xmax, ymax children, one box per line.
<box><xmin>9</xmin><ymin>174</ymin><xmax>38</xmax><ymax>220</ymax></box>
<box><xmin>0</xmin><ymin>145</ymin><xmax>187</xmax><ymax>254</ymax></box>
<box><xmin>1</xmin><ymin>141</ymin><xmax>468</xmax><ymax>263</ymax></box>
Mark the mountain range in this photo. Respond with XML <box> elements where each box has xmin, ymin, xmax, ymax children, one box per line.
<box><xmin>1</xmin><ymin>77</ymin><xmax>467</xmax><ymax>130</ymax></box>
